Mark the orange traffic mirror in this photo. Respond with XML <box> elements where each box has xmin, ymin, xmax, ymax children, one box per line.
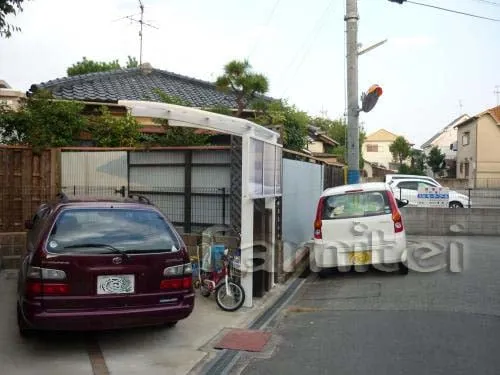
<box><xmin>361</xmin><ymin>84</ymin><xmax>383</xmax><ymax>113</ymax></box>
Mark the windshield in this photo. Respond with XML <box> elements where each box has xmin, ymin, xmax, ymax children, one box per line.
<box><xmin>322</xmin><ymin>190</ymin><xmax>391</xmax><ymax>220</ymax></box>
<box><xmin>47</xmin><ymin>208</ymin><xmax>179</xmax><ymax>254</ymax></box>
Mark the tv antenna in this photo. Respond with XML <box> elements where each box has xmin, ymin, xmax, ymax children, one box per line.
<box><xmin>495</xmin><ymin>85</ymin><xmax>500</xmax><ymax>106</ymax></box>
<box><xmin>115</xmin><ymin>1</ymin><xmax>159</xmax><ymax>65</ymax></box>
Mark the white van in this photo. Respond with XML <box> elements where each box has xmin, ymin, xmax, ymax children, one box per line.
<box><xmin>311</xmin><ymin>182</ymin><xmax>409</xmax><ymax>276</ymax></box>
<box><xmin>385</xmin><ymin>174</ymin><xmax>439</xmax><ymax>186</ymax></box>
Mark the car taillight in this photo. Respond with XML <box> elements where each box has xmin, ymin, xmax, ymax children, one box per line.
<box><xmin>161</xmin><ymin>263</ymin><xmax>193</xmax><ymax>290</ymax></box>
<box><xmin>25</xmin><ymin>266</ymin><xmax>69</xmax><ymax>297</ymax></box>
<box><xmin>387</xmin><ymin>190</ymin><xmax>404</xmax><ymax>233</ymax></box>
<box><xmin>27</xmin><ymin>266</ymin><xmax>66</xmax><ymax>280</ymax></box>
<box><xmin>160</xmin><ymin>277</ymin><xmax>192</xmax><ymax>290</ymax></box>
<box><xmin>163</xmin><ymin>263</ymin><xmax>192</xmax><ymax>277</ymax></box>
<box><xmin>26</xmin><ymin>282</ymin><xmax>69</xmax><ymax>296</ymax></box>
<box><xmin>314</xmin><ymin>197</ymin><xmax>325</xmax><ymax>239</ymax></box>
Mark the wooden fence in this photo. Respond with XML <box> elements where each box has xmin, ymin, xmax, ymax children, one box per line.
<box><xmin>0</xmin><ymin>146</ymin><xmax>61</xmax><ymax>232</ymax></box>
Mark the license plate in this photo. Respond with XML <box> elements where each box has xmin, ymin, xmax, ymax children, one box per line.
<box><xmin>97</xmin><ymin>275</ymin><xmax>135</xmax><ymax>295</ymax></box>
<box><xmin>349</xmin><ymin>251</ymin><xmax>372</xmax><ymax>265</ymax></box>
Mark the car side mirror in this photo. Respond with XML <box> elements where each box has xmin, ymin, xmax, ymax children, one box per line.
<box><xmin>24</xmin><ymin>219</ymin><xmax>33</xmax><ymax>230</ymax></box>
<box><xmin>397</xmin><ymin>199</ymin><xmax>409</xmax><ymax>208</ymax></box>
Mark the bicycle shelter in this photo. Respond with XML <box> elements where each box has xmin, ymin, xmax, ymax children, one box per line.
<box><xmin>118</xmin><ymin>100</ymin><xmax>283</xmax><ymax>307</ymax></box>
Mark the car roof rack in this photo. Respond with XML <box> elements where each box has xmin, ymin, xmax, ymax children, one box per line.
<box><xmin>56</xmin><ymin>192</ymin><xmax>69</xmax><ymax>203</ymax></box>
<box><xmin>127</xmin><ymin>194</ymin><xmax>152</xmax><ymax>205</ymax></box>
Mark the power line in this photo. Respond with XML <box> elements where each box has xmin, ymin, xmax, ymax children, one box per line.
<box><xmin>280</xmin><ymin>0</ymin><xmax>336</xmax><ymax>97</ymax></box>
<box><xmin>248</xmin><ymin>0</ymin><xmax>282</xmax><ymax>58</ymax></box>
<box><xmin>471</xmin><ymin>0</ymin><xmax>500</xmax><ymax>7</ymax></box>
<box><xmin>406</xmin><ymin>1</ymin><xmax>500</xmax><ymax>22</ymax></box>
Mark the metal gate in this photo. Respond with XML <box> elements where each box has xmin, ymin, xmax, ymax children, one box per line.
<box><xmin>127</xmin><ymin>149</ymin><xmax>231</xmax><ymax>233</ymax></box>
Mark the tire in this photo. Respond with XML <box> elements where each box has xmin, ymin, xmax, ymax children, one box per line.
<box><xmin>200</xmin><ymin>287</ymin><xmax>211</xmax><ymax>297</ymax></box>
<box><xmin>317</xmin><ymin>268</ymin><xmax>329</xmax><ymax>279</ymax></box>
<box><xmin>164</xmin><ymin>321</ymin><xmax>178</xmax><ymax>328</ymax></box>
<box><xmin>398</xmin><ymin>262</ymin><xmax>409</xmax><ymax>275</ymax></box>
<box><xmin>449</xmin><ymin>201</ymin><xmax>463</xmax><ymax>208</ymax></box>
<box><xmin>309</xmin><ymin>252</ymin><xmax>326</xmax><ymax>277</ymax></box>
<box><xmin>17</xmin><ymin>304</ymin><xmax>35</xmax><ymax>338</ymax></box>
<box><xmin>215</xmin><ymin>281</ymin><xmax>245</xmax><ymax>312</ymax></box>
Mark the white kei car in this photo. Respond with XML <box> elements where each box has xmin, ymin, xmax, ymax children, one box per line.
<box><xmin>311</xmin><ymin>182</ymin><xmax>409</xmax><ymax>276</ymax></box>
<box><xmin>389</xmin><ymin>178</ymin><xmax>470</xmax><ymax>208</ymax></box>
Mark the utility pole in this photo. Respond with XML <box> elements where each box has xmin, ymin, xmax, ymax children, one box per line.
<box><xmin>345</xmin><ymin>0</ymin><xmax>360</xmax><ymax>184</ymax></box>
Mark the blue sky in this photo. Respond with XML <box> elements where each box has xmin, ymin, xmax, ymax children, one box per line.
<box><xmin>0</xmin><ymin>0</ymin><xmax>499</xmax><ymax>146</ymax></box>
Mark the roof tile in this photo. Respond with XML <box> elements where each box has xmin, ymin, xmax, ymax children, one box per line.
<box><xmin>29</xmin><ymin>67</ymin><xmax>273</xmax><ymax>109</ymax></box>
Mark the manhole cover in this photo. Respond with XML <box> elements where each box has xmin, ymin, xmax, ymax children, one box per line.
<box><xmin>213</xmin><ymin>329</ymin><xmax>272</xmax><ymax>352</ymax></box>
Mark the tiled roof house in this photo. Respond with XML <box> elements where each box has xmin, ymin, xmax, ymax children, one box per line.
<box><xmin>29</xmin><ymin>63</ymin><xmax>272</xmax><ymax>111</ymax></box>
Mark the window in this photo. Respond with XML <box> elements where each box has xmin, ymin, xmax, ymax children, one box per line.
<box><xmin>27</xmin><ymin>204</ymin><xmax>51</xmax><ymax>244</ymax></box>
<box><xmin>418</xmin><ymin>181</ymin><xmax>437</xmax><ymax>189</ymax></box>
<box><xmin>249</xmin><ymin>139</ymin><xmax>264</xmax><ymax>196</ymax></box>
<box><xmin>464</xmin><ymin>162</ymin><xmax>470</xmax><ymax>177</ymax></box>
<box><xmin>460</xmin><ymin>162</ymin><xmax>464</xmax><ymax>174</ymax></box>
<box><xmin>48</xmin><ymin>208</ymin><xmax>179</xmax><ymax>254</ymax></box>
<box><xmin>398</xmin><ymin>181</ymin><xmax>419</xmax><ymax>191</ymax></box>
<box><xmin>322</xmin><ymin>191</ymin><xmax>391</xmax><ymax>220</ymax></box>
<box><xmin>263</xmin><ymin>142</ymin><xmax>276</xmax><ymax>195</ymax></box>
<box><xmin>366</xmin><ymin>144</ymin><xmax>379</xmax><ymax>152</ymax></box>
<box><xmin>462</xmin><ymin>132</ymin><xmax>470</xmax><ymax>146</ymax></box>
<box><xmin>249</xmin><ymin>138</ymin><xmax>282</xmax><ymax>197</ymax></box>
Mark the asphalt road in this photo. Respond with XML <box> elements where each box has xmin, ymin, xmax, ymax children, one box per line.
<box><xmin>232</xmin><ymin>236</ymin><xmax>500</xmax><ymax>375</ymax></box>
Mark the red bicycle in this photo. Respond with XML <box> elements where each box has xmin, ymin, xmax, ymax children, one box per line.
<box><xmin>198</xmin><ymin>247</ymin><xmax>245</xmax><ymax>312</ymax></box>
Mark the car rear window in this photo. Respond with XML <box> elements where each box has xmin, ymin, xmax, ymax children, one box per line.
<box><xmin>47</xmin><ymin>208</ymin><xmax>179</xmax><ymax>254</ymax></box>
<box><xmin>322</xmin><ymin>190</ymin><xmax>391</xmax><ymax>220</ymax></box>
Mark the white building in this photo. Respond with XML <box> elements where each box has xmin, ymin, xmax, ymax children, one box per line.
<box><xmin>421</xmin><ymin>114</ymin><xmax>469</xmax><ymax>177</ymax></box>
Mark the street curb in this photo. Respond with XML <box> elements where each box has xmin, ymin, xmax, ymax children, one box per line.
<box><xmin>191</xmin><ymin>253</ymin><xmax>310</xmax><ymax>375</ymax></box>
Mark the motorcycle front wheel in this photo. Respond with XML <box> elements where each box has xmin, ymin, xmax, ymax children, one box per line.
<box><xmin>215</xmin><ymin>280</ymin><xmax>245</xmax><ymax>312</ymax></box>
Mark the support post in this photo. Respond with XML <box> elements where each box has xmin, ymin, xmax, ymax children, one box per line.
<box><xmin>184</xmin><ymin>150</ymin><xmax>193</xmax><ymax>233</ymax></box>
<box><xmin>240</xmin><ymin>134</ymin><xmax>253</xmax><ymax>307</ymax></box>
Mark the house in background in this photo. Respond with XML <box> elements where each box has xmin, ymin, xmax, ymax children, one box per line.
<box><xmin>304</xmin><ymin>125</ymin><xmax>341</xmax><ymax>163</ymax></box>
<box><xmin>455</xmin><ymin>105</ymin><xmax>500</xmax><ymax>188</ymax></box>
<box><xmin>0</xmin><ymin>80</ymin><xmax>25</xmax><ymax>110</ymax></box>
<box><xmin>362</xmin><ymin>128</ymin><xmax>412</xmax><ymax>171</ymax></box>
<box><xmin>362</xmin><ymin>159</ymin><xmax>394</xmax><ymax>178</ymax></box>
<box><xmin>421</xmin><ymin>114</ymin><xmax>469</xmax><ymax>178</ymax></box>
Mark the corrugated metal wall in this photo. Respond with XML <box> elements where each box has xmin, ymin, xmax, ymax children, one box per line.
<box><xmin>60</xmin><ymin>149</ymin><xmax>231</xmax><ymax>233</ymax></box>
<box><xmin>61</xmin><ymin>151</ymin><xmax>128</xmax><ymax>195</ymax></box>
<box><xmin>282</xmin><ymin>159</ymin><xmax>324</xmax><ymax>267</ymax></box>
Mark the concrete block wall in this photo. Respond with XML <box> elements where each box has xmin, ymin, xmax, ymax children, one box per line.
<box><xmin>0</xmin><ymin>233</ymin><xmax>27</xmax><ymax>269</ymax></box>
<box><xmin>401</xmin><ymin>207</ymin><xmax>500</xmax><ymax>236</ymax></box>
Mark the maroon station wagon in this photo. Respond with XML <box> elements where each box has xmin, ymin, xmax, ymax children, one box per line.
<box><xmin>17</xmin><ymin>193</ymin><xmax>194</xmax><ymax>335</ymax></box>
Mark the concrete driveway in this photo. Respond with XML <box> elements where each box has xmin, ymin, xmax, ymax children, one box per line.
<box><xmin>0</xmin><ymin>270</ymin><xmax>285</xmax><ymax>375</ymax></box>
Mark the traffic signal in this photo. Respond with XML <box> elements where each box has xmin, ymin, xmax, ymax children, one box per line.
<box><xmin>388</xmin><ymin>0</ymin><xmax>406</xmax><ymax>3</ymax></box>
